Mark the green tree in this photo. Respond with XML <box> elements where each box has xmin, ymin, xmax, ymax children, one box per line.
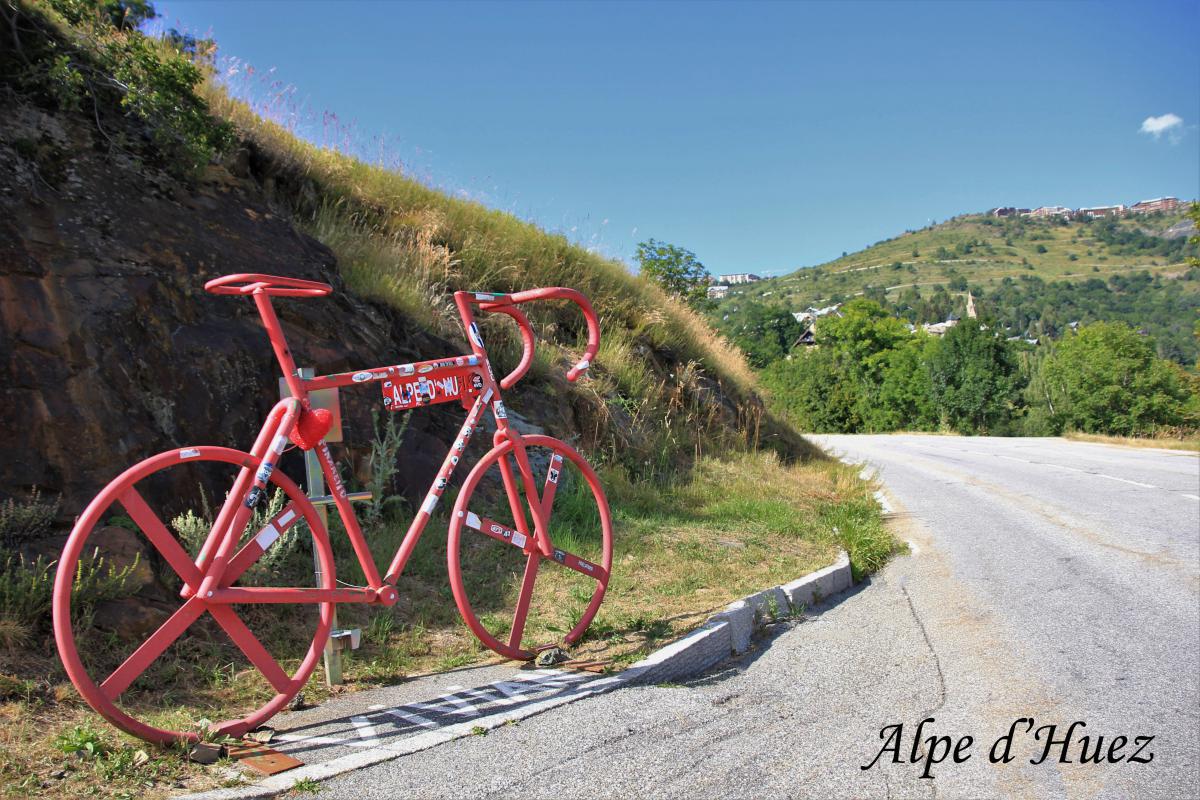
<box><xmin>635</xmin><ymin>239</ymin><xmax>710</xmax><ymax>307</ymax></box>
<box><xmin>761</xmin><ymin>348</ymin><xmax>859</xmax><ymax>432</ymax></box>
<box><xmin>721</xmin><ymin>304</ymin><xmax>804</xmax><ymax>368</ymax></box>
<box><xmin>926</xmin><ymin>322</ymin><xmax>1020</xmax><ymax>434</ymax></box>
<box><xmin>868</xmin><ymin>337</ymin><xmax>937</xmax><ymax>431</ymax></box>
<box><xmin>1036</xmin><ymin>322</ymin><xmax>1192</xmax><ymax>435</ymax></box>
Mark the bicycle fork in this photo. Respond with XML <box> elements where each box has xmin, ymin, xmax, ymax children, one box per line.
<box><xmin>181</xmin><ymin>398</ymin><xmax>301</xmax><ymax>600</ymax></box>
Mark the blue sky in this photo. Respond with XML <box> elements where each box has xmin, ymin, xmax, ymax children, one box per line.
<box><xmin>160</xmin><ymin>0</ymin><xmax>1198</xmax><ymax>276</ymax></box>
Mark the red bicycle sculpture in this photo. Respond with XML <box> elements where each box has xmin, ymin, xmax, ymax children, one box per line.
<box><xmin>52</xmin><ymin>274</ymin><xmax>613</xmax><ymax>745</ymax></box>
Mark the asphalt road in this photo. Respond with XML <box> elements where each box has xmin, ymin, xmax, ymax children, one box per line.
<box><xmin>294</xmin><ymin>436</ymin><xmax>1200</xmax><ymax>799</ymax></box>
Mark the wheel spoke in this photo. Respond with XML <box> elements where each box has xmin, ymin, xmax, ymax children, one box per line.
<box><xmin>222</xmin><ymin>502</ymin><xmax>302</xmax><ymax>587</ymax></box>
<box><xmin>544</xmin><ymin>545</ymin><xmax>608</xmax><ymax>581</ymax></box>
<box><xmin>118</xmin><ymin>487</ymin><xmax>202</xmax><ymax>587</ymax></box>
<box><xmin>509</xmin><ymin>554</ymin><xmax>540</xmax><ymax>650</ymax></box>
<box><xmin>101</xmin><ymin>597</ymin><xmax>206</xmax><ymax>700</ymax></box>
<box><xmin>537</xmin><ymin>452</ymin><xmax>565</xmax><ymax>523</ymax></box>
<box><xmin>208</xmin><ymin>605</ymin><xmax>292</xmax><ymax>693</ymax></box>
<box><xmin>461</xmin><ymin>511</ymin><xmax>531</xmax><ymax>551</ymax></box>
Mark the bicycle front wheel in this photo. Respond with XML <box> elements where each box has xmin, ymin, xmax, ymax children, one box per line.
<box><xmin>52</xmin><ymin>446</ymin><xmax>335</xmax><ymax>745</ymax></box>
<box><xmin>448</xmin><ymin>435</ymin><xmax>613</xmax><ymax>660</ymax></box>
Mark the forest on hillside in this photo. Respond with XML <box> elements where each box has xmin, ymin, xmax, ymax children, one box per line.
<box><xmin>688</xmin><ymin>207</ymin><xmax>1200</xmax><ymax>438</ymax></box>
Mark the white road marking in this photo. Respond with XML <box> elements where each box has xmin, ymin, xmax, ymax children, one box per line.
<box><xmin>378</xmin><ymin>706</ymin><xmax>439</xmax><ymax>730</ymax></box>
<box><xmin>441</xmin><ymin>685</ymin><xmax>481</xmax><ymax>716</ymax></box>
<box><xmin>274</xmin><ymin>732</ymin><xmax>352</xmax><ymax>748</ymax></box>
<box><xmin>1096</xmin><ymin>474</ymin><xmax>1157</xmax><ymax>489</ymax></box>
<box><xmin>1181</xmin><ymin>494</ymin><xmax>1200</xmax><ymax>501</ymax></box>
<box><xmin>350</xmin><ymin>715</ymin><xmax>379</xmax><ymax>746</ymax></box>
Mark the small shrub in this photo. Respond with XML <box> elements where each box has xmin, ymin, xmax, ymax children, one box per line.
<box><xmin>365</xmin><ymin>409</ymin><xmax>410</xmax><ymax>525</ymax></box>
<box><xmin>0</xmin><ymin>548</ymin><xmax>134</xmax><ymax>637</ymax></box>
<box><xmin>55</xmin><ymin>725</ymin><xmax>107</xmax><ymax>759</ymax></box>
<box><xmin>0</xmin><ymin>488</ymin><xmax>60</xmax><ymax>548</ymax></box>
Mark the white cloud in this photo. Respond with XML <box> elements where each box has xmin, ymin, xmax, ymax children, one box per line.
<box><xmin>1139</xmin><ymin>113</ymin><xmax>1184</xmax><ymax>141</ymax></box>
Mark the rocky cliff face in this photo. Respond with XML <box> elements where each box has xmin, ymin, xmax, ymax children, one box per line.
<box><xmin>0</xmin><ymin>94</ymin><xmax>562</xmax><ymax>538</ymax></box>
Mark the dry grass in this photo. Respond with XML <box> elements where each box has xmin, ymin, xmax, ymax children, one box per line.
<box><xmin>200</xmin><ymin>84</ymin><xmax>772</xmax><ymax>472</ymax></box>
<box><xmin>1063</xmin><ymin>431</ymin><xmax>1200</xmax><ymax>453</ymax></box>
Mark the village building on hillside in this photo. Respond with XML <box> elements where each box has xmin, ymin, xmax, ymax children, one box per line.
<box><xmin>922</xmin><ymin>315</ymin><xmax>960</xmax><ymax>337</ymax></box>
<box><xmin>1025</xmin><ymin>205</ymin><xmax>1072</xmax><ymax>218</ymax></box>
<box><xmin>1129</xmin><ymin>197</ymin><xmax>1180</xmax><ymax>214</ymax></box>
<box><xmin>717</xmin><ymin>273</ymin><xmax>762</xmax><ymax>285</ymax></box>
<box><xmin>1076</xmin><ymin>204</ymin><xmax>1126</xmax><ymax>219</ymax></box>
<box><xmin>989</xmin><ymin>207</ymin><xmax>1031</xmax><ymax>217</ymax></box>
<box><xmin>788</xmin><ymin>304</ymin><xmax>842</xmax><ymax>351</ymax></box>
<box><xmin>707</xmin><ymin>285</ymin><xmax>730</xmax><ymax>300</ymax></box>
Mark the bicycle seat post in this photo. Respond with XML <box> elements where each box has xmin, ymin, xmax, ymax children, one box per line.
<box><xmin>252</xmin><ymin>291</ymin><xmax>307</xmax><ymax>404</ymax></box>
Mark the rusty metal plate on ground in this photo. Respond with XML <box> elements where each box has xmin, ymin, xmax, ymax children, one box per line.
<box><xmin>227</xmin><ymin>741</ymin><xmax>304</xmax><ymax>776</ymax></box>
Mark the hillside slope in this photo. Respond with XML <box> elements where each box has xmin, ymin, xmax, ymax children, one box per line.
<box><xmin>0</xmin><ymin>1</ymin><xmax>813</xmax><ymax>518</ymax></box>
<box><xmin>716</xmin><ymin>210</ymin><xmax>1200</xmax><ymax>363</ymax></box>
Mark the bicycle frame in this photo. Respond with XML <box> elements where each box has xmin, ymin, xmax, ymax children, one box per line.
<box><xmin>184</xmin><ymin>287</ymin><xmax>584</xmax><ymax>610</ymax></box>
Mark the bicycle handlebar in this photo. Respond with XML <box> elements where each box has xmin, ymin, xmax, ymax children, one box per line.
<box><xmin>467</xmin><ymin>287</ymin><xmax>601</xmax><ymax>387</ymax></box>
<box><xmin>205</xmin><ymin>273</ymin><xmax>333</xmax><ymax>298</ymax></box>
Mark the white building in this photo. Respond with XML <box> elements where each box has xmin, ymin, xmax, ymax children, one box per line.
<box><xmin>707</xmin><ymin>285</ymin><xmax>730</xmax><ymax>300</ymax></box>
<box><xmin>717</xmin><ymin>273</ymin><xmax>762</xmax><ymax>285</ymax></box>
<box><xmin>1077</xmin><ymin>205</ymin><xmax>1126</xmax><ymax>219</ymax></box>
<box><xmin>1024</xmin><ymin>206</ymin><xmax>1071</xmax><ymax>218</ymax></box>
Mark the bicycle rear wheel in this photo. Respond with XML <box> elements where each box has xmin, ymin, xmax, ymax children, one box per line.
<box><xmin>447</xmin><ymin>435</ymin><xmax>612</xmax><ymax>660</ymax></box>
<box><xmin>52</xmin><ymin>446</ymin><xmax>334</xmax><ymax>745</ymax></box>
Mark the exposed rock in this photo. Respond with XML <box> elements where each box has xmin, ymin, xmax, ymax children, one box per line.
<box><xmin>91</xmin><ymin>597</ymin><xmax>173</xmax><ymax>639</ymax></box>
<box><xmin>0</xmin><ymin>94</ymin><xmax>543</xmax><ymax>529</ymax></box>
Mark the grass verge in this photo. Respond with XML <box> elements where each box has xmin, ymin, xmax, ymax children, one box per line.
<box><xmin>1</xmin><ymin>451</ymin><xmax>896</xmax><ymax>799</ymax></box>
<box><xmin>1063</xmin><ymin>431</ymin><xmax>1200</xmax><ymax>453</ymax></box>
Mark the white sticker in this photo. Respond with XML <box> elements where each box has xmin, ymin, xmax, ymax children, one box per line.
<box><xmin>469</xmin><ymin>322</ymin><xmax>484</xmax><ymax>348</ymax></box>
<box><xmin>179</xmin><ymin>448</ymin><xmax>201</xmax><ymax>459</ymax></box>
<box><xmin>474</xmin><ymin>293</ymin><xmax>494</xmax><ymax>302</ymax></box>
<box><xmin>578</xmin><ymin>560</ymin><xmax>595</xmax><ymax>573</ymax></box>
<box><xmin>576</xmin><ymin>359</ymin><xmax>590</xmax><ymax>371</ymax></box>
<box><xmin>482</xmin><ymin>388</ymin><xmax>494</xmax><ymax>404</ymax></box>
<box><xmin>255</xmin><ymin>523</ymin><xmax>280</xmax><ymax>551</ymax></box>
<box><xmin>465</xmin><ymin>511</ymin><xmax>481</xmax><ymax>530</ymax></box>
<box><xmin>493</xmin><ymin>401</ymin><xmax>507</xmax><ymax>419</ymax></box>
<box><xmin>422</xmin><ymin>494</ymin><xmax>438</xmax><ymax>515</ymax></box>
<box><xmin>396</xmin><ymin>364</ymin><xmax>415</xmax><ymax>376</ymax></box>
<box><xmin>271</xmin><ymin>434</ymin><xmax>288</xmax><ymax>454</ymax></box>
<box><xmin>511</xmin><ymin>531</ymin><xmax>527</xmax><ymax>548</ymax></box>
<box><xmin>278</xmin><ymin>509</ymin><xmax>296</xmax><ymax>526</ymax></box>
<box><xmin>352</xmin><ymin>371</ymin><xmax>374</xmax><ymax>383</ymax></box>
